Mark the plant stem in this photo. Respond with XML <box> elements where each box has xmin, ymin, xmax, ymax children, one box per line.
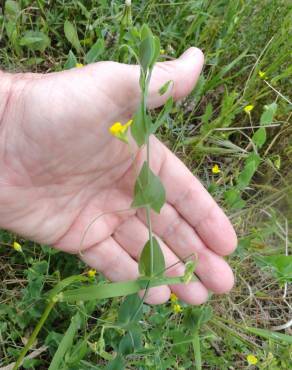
<box><xmin>192</xmin><ymin>329</ymin><xmax>202</xmax><ymax>370</ymax></box>
<box><xmin>13</xmin><ymin>299</ymin><xmax>56</xmax><ymax>370</ymax></box>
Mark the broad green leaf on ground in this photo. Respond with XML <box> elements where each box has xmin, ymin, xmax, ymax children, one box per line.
<box><xmin>256</xmin><ymin>255</ymin><xmax>292</xmax><ymax>282</ymax></box>
<box><xmin>260</xmin><ymin>102</ymin><xmax>278</xmax><ymax>125</ymax></box>
<box><xmin>5</xmin><ymin>0</ymin><xmax>21</xmax><ymax>18</ymax></box>
<box><xmin>132</xmin><ymin>162</ymin><xmax>166</xmax><ymax>212</ymax></box>
<box><xmin>183</xmin><ymin>306</ymin><xmax>213</xmax><ymax>331</ymax></box>
<box><xmin>85</xmin><ymin>38</ymin><xmax>105</xmax><ymax>64</ymax></box>
<box><xmin>19</xmin><ymin>31</ymin><xmax>51</xmax><ymax>52</ymax></box>
<box><xmin>64</xmin><ymin>20</ymin><xmax>81</xmax><ymax>53</ymax></box>
<box><xmin>139</xmin><ymin>237</ymin><xmax>165</xmax><ymax>277</ymax></box>
<box><xmin>119</xmin><ymin>327</ymin><xmax>142</xmax><ymax>355</ymax></box>
<box><xmin>237</xmin><ymin>159</ymin><xmax>257</xmax><ymax>190</ymax></box>
<box><xmin>252</xmin><ymin>127</ymin><xmax>267</xmax><ymax>149</ymax></box>
<box><xmin>118</xmin><ymin>294</ymin><xmax>143</xmax><ymax>326</ymax></box>
<box><xmin>224</xmin><ymin>188</ymin><xmax>246</xmax><ymax>209</ymax></box>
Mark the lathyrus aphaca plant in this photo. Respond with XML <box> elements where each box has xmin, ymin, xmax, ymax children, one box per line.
<box><xmin>12</xmin><ymin>25</ymin><xmax>196</xmax><ymax>370</ymax></box>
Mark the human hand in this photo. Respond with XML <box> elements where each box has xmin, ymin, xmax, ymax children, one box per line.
<box><xmin>0</xmin><ymin>47</ymin><xmax>237</xmax><ymax>304</ymax></box>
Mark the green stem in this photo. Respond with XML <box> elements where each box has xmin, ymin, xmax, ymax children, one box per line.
<box><xmin>192</xmin><ymin>329</ymin><xmax>202</xmax><ymax>370</ymax></box>
<box><xmin>13</xmin><ymin>299</ymin><xmax>56</xmax><ymax>370</ymax></box>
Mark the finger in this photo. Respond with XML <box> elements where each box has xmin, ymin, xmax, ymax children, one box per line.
<box><xmin>114</xmin><ymin>216</ymin><xmax>209</xmax><ymax>305</ymax></box>
<box><xmin>146</xmin><ymin>137</ymin><xmax>237</xmax><ymax>256</ymax></box>
<box><xmin>53</xmin><ymin>189</ymin><xmax>135</xmax><ymax>253</ymax></box>
<box><xmin>80</xmin><ymin>236</ymin><xmax>171</xmax><ymax>304</ymax></box>
<box><xmin>137</xmin><ymin>202</ymin><xmax>234</xmax><ymax>294</ymax></box>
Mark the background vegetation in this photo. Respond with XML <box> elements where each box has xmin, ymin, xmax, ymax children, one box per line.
<box><xmin>0</xmin><ymin>0</ymin><xmax>291</xmax><ymax>369</ymax></box>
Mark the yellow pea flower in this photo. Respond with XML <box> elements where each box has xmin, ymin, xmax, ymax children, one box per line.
<box><xmin>109</xmin><ymin>119</ymin><xmax>133</xmax><ymax>143</ymax></box>
<box><xmin>212</xmin><ymin>164</ymin><xmax>221</xmax><ymax>174</ymax></box>
<box><xmin>170</xmin><ymin>293</ymin><xmax>178</xmax><ymax>303</ymax></box>
<box><xmin>87</xmin><ymin>269</ymin><xmax>97</xmax><ymax>278</ymax></box>
<box><xmin>76</xmin><ymin>63</ymin><xmax>84</xmax><ymax>68</ymax></box>
<box><xmin>244</xmin><ymin>105</ymin><xmax>254</xmax><ymax>114</ymax></box>
<box><xmin>258</xmin><ymin>70</ymin><xmax>266</xmax><ymax>79</ymax></box>
<box><xmin>172</xmin><ymin>304</ymin><xmax>183</xmax><ymax>314</ymax></box>
<box><xmin>247</xmin><ymin>354</ymin><xmax>258</xmax><ymax>365</ymax></box>
<box><xmin>13</xmin><ymin>242</ymin><xmax>22</xmax><ymax>252</ymax></box>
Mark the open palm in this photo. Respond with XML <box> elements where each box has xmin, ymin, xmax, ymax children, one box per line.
<box><xmin>0</xmin><ymin>48</ymin><xmax>237</xmax><ymax>304</ymax></box>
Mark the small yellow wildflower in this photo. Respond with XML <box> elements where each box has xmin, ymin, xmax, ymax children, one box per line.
<box><xmin>258</xmin><ymin>70</ymin><xmax>266</xmax><ymax>79</ymax></box>
<box><xmin>87</xmin><ymin>269</ymin><xmax>97</xmax><ymax>278</ymax></box>
<box><xmin>76</xmin><ymin>63</ymin><xmax>84</xmax><ymax>68</ymax></box>
<box><xmin>160</xmin><ymin>49</ymin><xmax>166</xmax><ymax>55</ymax></box>
<box><xmin>247</xmin><ymin>354</ymin><xmax>258</xmax><ymax>365</ymax></box>
<box><xmin>170</xmin><ymin>293</ymin><xmax>178</xmax><ymax>303</ymax></box>
<box><xmin>172</xmin><ymin>304</ymin><xmax>183</xmax><ymax>314</ymax></box>
<box><xmin>244</xmin><ymin>105</ymin><xmax>254</xmax><ymax>114</ymax></box>
<box><xmin>109</xmin><ymin>119</ymin><xmax>133</xmax><ymax>143</ymax></box>
<box><xmin>212</xmin><ymin>164</ymin><xmax>221</xmax><ymax>174</ymax></box>
<box><xmin>12</xmin><ymin>242</ymin><xmax>22</xmax><ymax>252</ymax></box>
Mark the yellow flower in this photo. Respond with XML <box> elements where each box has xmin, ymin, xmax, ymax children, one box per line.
<box><xmin>244</xmin><ymin>105</ymin><xmax>254</xmax><ymax>114</ymax></box>
<box><xmin>160</xmin><ymin>49</ymin><xmax>166</xmax><ymax>55</ymax></box>
<box><xmin>170</xmin><ymin>293</ymin><xmax>178</xmax><ymax>303</ymax></box>
<box><xmin>212</xmin><ymin>164</ymin><xmax>221</xmax><ymax>174</ymax></box>
<box><xmin>76</xmin><ymin>63</ymin><xmax>84</xmax><ymax>68</ymax></box>
<box><xmin>87</xmin><ymin>269</ymin><xmax>97</xmax><ymax>278</ymax></box>
<box><xmin>109</xmin><ymin>119</ymin><xmax>133</xmax><ymax>143</ymax></box>
<box><xmin>172</xmin><ymin>304</ymin><xmax>183</xmax><ymax>314</ymax></box>
<box><xmin>258</xmin><ymin>70</ymin><xmax>266</xmax><ymax>79</ymax></box>
<box><xmin>247</xmin><ymin>354</ymin><xmax>258</xmax><ymax>365</ymax></box>
<box><xmin>12</xmin><ymin>242</ymin><xmax>22</xmax><ymax>252</ymax></box>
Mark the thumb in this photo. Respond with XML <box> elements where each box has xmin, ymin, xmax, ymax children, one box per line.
<box><xmin>98</xmin><ymin>47</ymin><xmax>204</xmax><ymax>113</ymax></box>
<box><xmin>148</xmin><ymin>47</ymin><xmax>204</xmax><ymax>109</ymax></box>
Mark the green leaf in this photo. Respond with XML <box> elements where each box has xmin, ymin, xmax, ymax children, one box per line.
<box><xmin>151</xmin><ymin>97</ymin><xmax>173</xmax><ymax>134</ymax></box>
<box><xmin>5</xmin><ymin>0</ymin><xmax>21</xmax><ymax>18</ymax></box>
<box><xmin>64</xmin><ymin>20</ymin><xmax>81</xmax><ymax>53</ymax></box>
<box><xmin>237</xmin><ymin>160</ymin><xmax>257</xmax><ymax>190</ymax></box>
<box><xmin>131</xmin><ymin>105</ymin><xmax>148</xmax><ymax>147</ymax></box>
<box><xmin>64</xmin><ymin>50</ymin><xmax>78</xmax><ymax>70</ymax></box>
<box><xmin>138</xmin><ymin>237</ymin><xmax>165</xmax><ymax>277</ymax></box>
<box><xmin>256</xmin><ymin>255</ymin><xmax>292</xmax><ymax>282</ymax></box>
<box><xmin>106</xmin><ymin>354</ymin><xmax>125</xmax><ymax>370</ymax></box>
<box><xmin>260</xmin><ymin>102</ymin><xmax>277</xmax><ymax>126</ymax></box>
<box><xmin>183</xmin><ymin>306</ymin><xmax>213</xmax><ymax>331</ymax></box>
<box><xmin>224</xmin><ymin>188</ymin><xmax>246</xmax><ymax>209</ymax></box>
<box><xmin>19</xmin><ymin>31</ymin><xmax>51</xmax><ymax>52</ymax></box>
<box><xmin>151</xmin><ymin>35</ymin><xmax>160</xmax><ymax>69</ymax></box>
<box><xmin>183</xmin><ymin>260</ymin><xmax>197</xmax><ymax>284</ymax></box>
<box><xmin>119</xmin><ymin>328</ymin><xmax>142</xmax><ymax>355</ymax></box>
<box><xmin>139</xmin><ymin>35</ymin><xmax>155</xmax><ymax>72</ymax></box>
<box><xmin>132</xmin><ymin>162</ymin><xmax>166</xmax><ymax>213</ymax></box>
<box><xmin>85</xmin><ymin>38</ymin><xmax>104</xmax><ymax>64</ymax></box>
<box><xmin>159</xmin><ymin>80</ymin><xmax>173</xmax><ymax>95</ymax></box>
<box><xmin>48</xmin><ymin>313</ymin><xmax>82</xmax><ymax>370</ymax></box>
<box><xmin>118</xmin><ymin>294</ymin><xmax>143</xmax><ymax>326</ymax></box>
<box><xmin>140</xmin><ymin>24</ymin><xmax>153</xmax><ymax>41</ymax></box>
<box><xmin>252</xmin><ymin>127</ymin><xmax>267</xmax><ymax>149</ymax></box>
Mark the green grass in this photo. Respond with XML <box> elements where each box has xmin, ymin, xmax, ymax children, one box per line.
<box><xmin>0</xmin><ymin>0</ymin><xmax>291</xmax><ymax>369</ymax></box>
